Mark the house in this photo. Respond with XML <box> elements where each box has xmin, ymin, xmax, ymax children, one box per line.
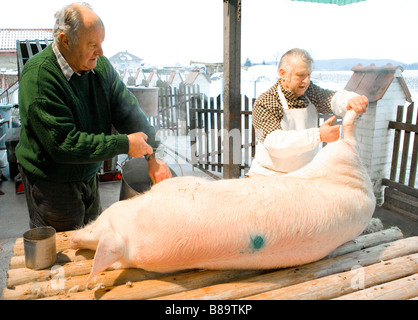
<box><xmin>145</xmin><ymin>69</ymin><xmax>161</xmax><ymax>87</ymax></box>
<box><xmin>344</xmin><ymin>64</ymin><xmax>413</xmax><ymax>204</ymax></box>
<box><xmin>183</xmin><ymin>69</ymin><xmax>211</xmax><ymax>97</ymax></box>
<box><xmin>189</xmin><ymin>61</ymin><xmax>223</xmax><ymax>75</ymax></box>
<box><xmin>108</xmin><ymin>51</ymin><xmax>143</xmax><ymax>74</ymax></box>
<box><xmin>0</xmin><ymin>29</ymin><xmax>53</xmax><ymax>70</ymax></box>
<box><xmin>133</xmin><ymin>68</ymin><xmax>148</xmax><ymax>86</ymax></box>
<box><xmin>167</xmin><ymin>70</ymin><xmax>184</xmax><ymax>88</ymax></box>
<box><xmin>118</xmin><ymin>69</ymin><xmax>132</xmax><ymax>85</ymax></box>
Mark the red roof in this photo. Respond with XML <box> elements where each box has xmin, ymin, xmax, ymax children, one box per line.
<box><xmin>0</xmin><ymin>29</ymin><xmax>53</xmax><ymax>52</ymax></box>
<box><xmin>344</xmin><ymin>64</ymin><xmax>412</xmax><ymax>103</ymax></box>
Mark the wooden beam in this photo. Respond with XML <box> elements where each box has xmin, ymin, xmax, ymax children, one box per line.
<box><xmin>382</xmin><ymin>178</ymin><xmax>418</xmax><ymax>198</ymax></box>
<box><xmin>223</xmin><ymin>0</ymin><xmax>242</xmax><ymax>178</ymax></box>
<box><xmin>388</xmin><ymin>121</ymin><xmax>418</xmax><ymax>134</ymax></box>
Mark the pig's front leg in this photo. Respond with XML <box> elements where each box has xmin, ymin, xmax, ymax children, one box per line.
<box><xmin>342</xmin><ymin>109</ymin><xmax>358</xmax><ymax>141</ymax></box>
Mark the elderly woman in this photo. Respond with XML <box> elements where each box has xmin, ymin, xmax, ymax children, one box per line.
<box><xmin>247</xmin><ymin>48</ymin><xmax>369</xmax><ymax>177</ymax></box>
<box><xmin>16</xmin><ymin>3</ymin><xmax>171</xmax><ymax>231</ymax></box>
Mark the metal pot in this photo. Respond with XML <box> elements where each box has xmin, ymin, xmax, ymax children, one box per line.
<box><xmin>119</xmin><ymin>157</ymin><xmax>177</xmax><ymax>200</ymax></box>
<box><xmin>23</xmin><ymin>226</ymin><xmax>56</xmax><ymax>270</ymax></box>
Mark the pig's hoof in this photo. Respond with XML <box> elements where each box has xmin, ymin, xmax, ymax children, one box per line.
<box><xmin>70</xmin><ymin>238</ymin><xmax>80</xmax><ymax>250</ymax></box>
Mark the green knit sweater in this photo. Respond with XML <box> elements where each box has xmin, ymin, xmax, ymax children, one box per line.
<box><xmin>16</xmin><ymin>45</ymin><xmax>158</xmax><ymax>182</ymax></box>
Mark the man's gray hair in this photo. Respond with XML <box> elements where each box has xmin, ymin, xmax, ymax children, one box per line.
<box><xmin>53</xmin><ymin>2</ymin><xmax>96</xmax><ymax>45</ymax></box>
<box><xmin>278</xmin><ymin>48</ymin><xmax>314</xmax><ymax>74</ymax></box>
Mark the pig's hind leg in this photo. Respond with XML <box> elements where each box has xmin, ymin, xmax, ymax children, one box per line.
<box><xmin>87</xmin><ymin>229</ymin><xmax>125</xmax><ymax>282</ymax></box>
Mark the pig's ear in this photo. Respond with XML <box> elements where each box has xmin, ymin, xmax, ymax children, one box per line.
<box><xmin>87</xmin><ymin>230</ymin><xmax>124</xmax><ymax>282</ymax></box>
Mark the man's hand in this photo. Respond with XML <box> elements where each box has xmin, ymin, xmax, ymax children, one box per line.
<box><xmin>127</xmin><ymin>132</ymin><xmax>153</xmax><ymax>158</ymax></box>
<box><xmin>319</xmin><ymin>116</ymin><xmax>340</xmax><ymax>143</ymax></box>
<box><xmin>147</xmin><ymin>158</ymin><xmax>172</xmax><ymax>184</ymax></box>
<box><xmin>347</xmin><ymin>95</ymin><xmax>369</xmax><ymax>114</ymax></box>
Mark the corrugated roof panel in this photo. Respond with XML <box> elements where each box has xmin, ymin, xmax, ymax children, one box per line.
<box><xmin>0</xmin><ymin>29</ymin><xmax>53</xmax><ymax>51</ymax></box>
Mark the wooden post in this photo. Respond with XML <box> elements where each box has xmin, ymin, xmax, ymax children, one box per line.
<box><xmin>223</xmin><ymin>0</ymin><xmax>242</xmax><ymax>178</ymax></box>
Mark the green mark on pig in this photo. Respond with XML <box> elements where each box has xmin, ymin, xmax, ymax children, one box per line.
<box><xmin>249</xmin><ymin>235</ymin><xmax>265</xmax><ymax>252</ymax></box>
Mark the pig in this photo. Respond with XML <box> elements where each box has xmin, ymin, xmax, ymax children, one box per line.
<box><xmin>71</xmin><ymin>109</ymin><xmax>376</xmax><ymax>282</ymax></box>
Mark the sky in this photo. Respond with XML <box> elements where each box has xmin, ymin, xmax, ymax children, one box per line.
<box><xmin>1</xmin><ymin>0</ymin><xmax>417</xmax><ymax>67</ymax></box>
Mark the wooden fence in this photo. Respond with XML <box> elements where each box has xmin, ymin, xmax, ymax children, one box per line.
<box><xmin>188</xmin><ymin>94</ymin><xmax>256</xmax><ymax>178</ymax></box>
<box><xmin>149</xmin><ymin>85</ymin><xmax>256</xmax><ymax>178</ymax></box>
<box><xmin>382</xmin><ymin>102</ymin><xmax>418</xmax><ymax>217</ymax></box>
<box><xmin>149</xmin><ymin>85</ymin><xmax>200</xmax><ymax>136</ymax></box>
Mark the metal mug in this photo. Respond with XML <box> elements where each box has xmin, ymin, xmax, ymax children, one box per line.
<box><xmin>23</xmin><ymin>226</ymin><xmax>56</xmax><ymax>270</ymax></box>
<box><xmin>119</xmin><ymin>150</ymin><xmax>177</xmax><ymax>201</ymax></box>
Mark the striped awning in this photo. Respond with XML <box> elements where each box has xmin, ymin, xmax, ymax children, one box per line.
<box><xmin>291</xmin><ymin>0</ymin><xmax>366</xmax><ymax>5</ymax></box>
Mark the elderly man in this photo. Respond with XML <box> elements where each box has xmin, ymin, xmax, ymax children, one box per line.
<box><xmin>247</xmin><ymin>48</ymin><xmax>368</xmax><ymax>177</ymax></box>
<box><xmin>16</xmin><ymin>3</ymin><xmax>171</xmax><ymax>231</ymax></box>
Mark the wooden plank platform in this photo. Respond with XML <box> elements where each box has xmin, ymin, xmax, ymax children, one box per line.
<box><xmin>2</xmin><ymin>227</ymin><xmax>418</xmax><ymax>300</ymax></box>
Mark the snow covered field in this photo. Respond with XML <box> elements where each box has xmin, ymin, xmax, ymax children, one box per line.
<box><xmin>209</xmin><ymin>66</ymin><xmax>418</xmax><ymax>106</ymax></box>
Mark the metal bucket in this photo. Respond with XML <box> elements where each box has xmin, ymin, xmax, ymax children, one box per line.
<box><xmin>119</xmin><ymin>157</ymin><xmax>177</xmax><ymax>201</ymax></box>
<box><xmin>23</xmin><ymin>226</ymin><xmax>56</xmax><ymax>270</ymax></box>
<box><xmin>127</xmin><ymin>87</ymin><xmax>159</xmax><ymax>117</ymax></box>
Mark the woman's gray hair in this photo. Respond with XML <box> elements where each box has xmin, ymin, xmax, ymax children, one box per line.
<box><xmin>278</xmin><ymin>48</ymin><xmax>314</xmax><ymax>74</ymax></box>
<box><xmin>53</xmin><ymin>2</ymin><xmax>97</xmax><ymax>45</ymax></box>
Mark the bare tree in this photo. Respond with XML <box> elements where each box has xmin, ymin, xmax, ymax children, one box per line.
<box><xmin>272</xmin><ymin>51</ymin><xmax>280</xmax><ymax>66</ymax></box>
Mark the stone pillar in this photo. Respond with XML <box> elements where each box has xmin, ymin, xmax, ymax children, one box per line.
<box><xmin>355</xmin><ymin>75</ymin><xmax>407</xmax><ymax>205</ymax></box>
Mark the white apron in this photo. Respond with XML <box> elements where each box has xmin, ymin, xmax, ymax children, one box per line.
<box><xmin>248</xmin><ymin>85</ymin><xmax>319</xmax><ymax>176</ymax></box>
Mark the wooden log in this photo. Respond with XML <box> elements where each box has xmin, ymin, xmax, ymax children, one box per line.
<box><xmin>242</xmin><ymin>253</ymin><xmax>418</xmax><ymax>300</ymax></box>
<box><xmin>334</xmin><ymin>273</ymin><xmax>418</xmax><ymax>300</ymax></box>
<box><xmin>41</xmin><ymin>269</ymin><xmax>267</xmax><ymax>300</ymax></box>
<box><xmin>2</xmin><ymin>267</ymin><xmax>180</xmax><ymax>300</ymax></box>
<box><xmin>7</xmin><ymin>259</ymin><xmax>93</xmax><ymax>288</ymax></box>
<box><xmin>153</xmin><ymin>237</ymin><xmax>418</xmax><ymax>300</ymax></box>
<box><xmin>326</xmin><ymin>227</ymin><xmax>403</xmax><ymax>258</ymax></box>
